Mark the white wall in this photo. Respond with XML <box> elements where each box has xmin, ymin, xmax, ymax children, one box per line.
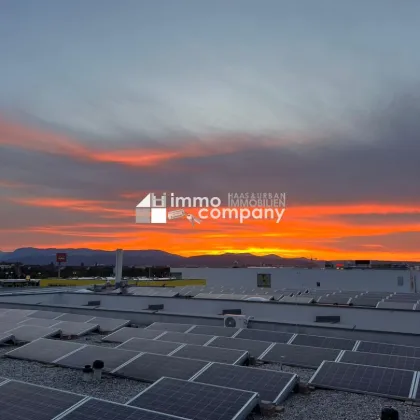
<box><xmin>1</xmin><ymin>291</ymin><xmax>419</xmax><ymax>335</ymax></box>
<box><xmin>173</xmin><ymin>267</ymin><xmax>417</xmax><ymax>292</ymax></box>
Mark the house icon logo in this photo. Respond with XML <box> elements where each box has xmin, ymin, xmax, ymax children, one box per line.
<box><xmin>136</xmin><ymin>193</ymin><xmax>167</xmax><ymax>224</ymax></box>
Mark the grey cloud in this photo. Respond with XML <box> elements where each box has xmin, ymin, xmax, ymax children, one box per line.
<box><xmin>1</xmin><ymin>88</ymin><xmax>420</xmax><ymax>208</ymax></box>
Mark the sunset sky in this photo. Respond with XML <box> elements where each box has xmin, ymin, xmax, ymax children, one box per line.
<box><xmin>1</xmin><ymin>0</ymin><xmax>420</xmax><ymax>260</ymax></box>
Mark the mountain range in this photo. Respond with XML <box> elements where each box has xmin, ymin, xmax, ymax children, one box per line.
<box><xmin>0</xmin><ymin>248</ymin><xmax>320</xmax><ymax>268</ymax></box>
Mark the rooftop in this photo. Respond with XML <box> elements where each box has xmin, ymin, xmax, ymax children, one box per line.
<box><xmin>0</xmin><ymin>288</ymin><xmax>419</xmax><ymax>420</ymax></box>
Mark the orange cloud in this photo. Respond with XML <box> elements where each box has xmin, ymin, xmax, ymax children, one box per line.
<box><xmin>8</xmin><ymin>197</ymin><xmax>132</xmax><ymax>217</ymax></box>
<box><xmin>2</xmin><ymin>202</ymin><xmax>420</xmax><ymax>260</ymax></box>
<box><xmin>0</xmin><ymin>117</ymin><xmax>285</xmax><ymax>167</ymax></box>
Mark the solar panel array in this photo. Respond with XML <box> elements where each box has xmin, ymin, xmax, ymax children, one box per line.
<box><xmin>290</xmin><ymin>334</ymin><xmax>356</xmax><ymax>350</ymax></box>
<box><xmin>116</xmin><ymin>337</ymin><xmax>185</xmax><ymax>355</ymax></box>
<box><xmin>309</xmin><ymin>361</ymin><xmax>417</xmax><ymax>400</ymax></box>
<box><xmin>188</xmin><ymin>325</ymin><xmax>240</xmax><ymax>337</ymax></box>
<box><xmin>261</xmin><ymin>343</ymin><xmax>341</xmax><ymax>369</ymax></box>
<box><xmin>339</xmin><ymin>350</ymin><xmax>420</xmax><ymax>371</ymax></box>
<box><xmin>127</xmin><ymin>377</ymin><xmax>259</xmax><ymax>420</ymax></box>
<box><xmin>112</xmin><ymin>352</ymin><xmax>210</xmax><ymax>382</ymax></box>
<box><xmin>55</xmin><ymin>345</ymin><xmax>140</xmax><ymax>372</ymax></box>
<box><xmin>356</xmin><ymin>340</ymin><xmax>420</xmax><ymax>358</ymax></box>
<box><xmin>171</xmin><ymin>343</ymin><xmax>249</xmax><ymax>365</ymax></box>
<box><xmin>6</xmin><ymin>338</ymin><xmax>86</xmax><ymax>364</ymax></box>
<box><xmin>106</xmin><ymin>284</ymin><xmax>420</xmax><ymax>310</ymax></box>
<box><xmin>102</xmin><ymin>327</ymin><xmax>164</xmax><ymax>343</ymax></box>
<box><xmin>0</xmin><ymin>380</ymin><xmax>85</xmax><ymax>420</ymax></box>
<box><xmin>206</xmin><ymin>336</ymin><xmax>273</xmax><ymax>358</ymax></box>
<box><xmin>0</xmin><ymin>308</ymin><xmax>130</xmax><ymax>334</ymax></box>
<box><xmin>0</xmin><ymin>379</ymin><xmax>193</xmax><ymax>420</ymax></box>
<box><xmin>146</xmin><ymin>322</ymin><xmax>195</xmax><ymax>333</ymax></box>
<box><xmin>157</xmin><ymin>331</ymin><xmax>214</xmax><ymax>345</ymax></box>
<box><xmin>58</xmin><ymin>398</ymin><xmax>190</xmax><ymax>420</ymax></box>
<box><xmin>192</xmin><ymin>362</ymin><xmax>298</xmax><ymax>404</ymax></box>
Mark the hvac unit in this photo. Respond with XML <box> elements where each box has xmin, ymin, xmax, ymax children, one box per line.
<box><xmin>224</xmin><ymin>314</ymin><xmax>248</xmax><ymax>328</ymax></box>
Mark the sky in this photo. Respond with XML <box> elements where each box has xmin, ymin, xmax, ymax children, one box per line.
<box><xmin>1</xmin><ymin>0</ymin><xmax>420</xmax><ymax>260</ymax></box>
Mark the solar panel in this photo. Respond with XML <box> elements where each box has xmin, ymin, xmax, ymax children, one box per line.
<box><xmin>5</xmin><ymin>325</ymin><xmax>61</xmax><ymax>342</ymax></box>
<box><xmin>308</xmin><ymin>361</ymin><xmax>415</xmax><ymax>400</ymax></box>
<box><xmin>55</xmin><ymin>313</ymin><xmax>96</xmax><ymax>323</ymax></box>
<box><xmin>102</xmin><ymin>327</ymin><xmax>164</xmax><ymax>343</ymax></box>
<box><xmin>357</xmin><ymin>341</ymin><xmax>420</xmax><ymax>358</ymax></box>
<box><xmin>279</xmin><ymin>296</ymin><xmax>314</xmax><ymax>304</ymax></box>
<box><xmin>377</xmin><ymin>302</ymin><xmax>416</xmax><ymax>310</ymax></box>
<box><xmin>206</xmin><ymin>336</ymin><xmax>273</xmax><ymax>358</ymax></box>
<box><xmin>157</xmin><ymin>331</ymin><xmax>215</xmax><ymax>345</ymax></box>
<box><xmin>5</xmin><ymin>337</ymin><xmax>85</xmax><ymax>364</ymax></box>
<box><xmin>57</xmin><ymin>398</ymin><xmax>190</xmax><ymax>420</ymax></box>
<box><xmin>261</xmin><ymin>343</ymin><xmax>341</xmax><ymax>368</ymax></box>
<box><xmin>146</xmin><ymin>322</ymin><xmax>195</xmax><ymax>333</ymax></box>
<box><xmin>339</xmin><ymin>350</ymin><xmax>420</xmax><ymax>371</ymax></box>
<box><xmin>116</xmin><ymin>338</ymin><xmax>184</xmax><ymax>355</ymax></box>
<box><xmin>348</xmin><ymin>297</ymin><xmax>381</xmax><ymax>307</ymax></box>
<box><xmin>53</xmin><ymin>321</ymin><xmax>98</xmax><ymax>337</ymax></box>
<box><xmin>87</xmin><ymin>317</ymin><xmax>130</xmax><ymax>333</ymax></box>
<box><xmin>112</xmin><ymin>352</ymin><xmax>210</xmax><ymax>382</ymax></box>
<box><xmin>188</xmin><ymin>325</ymin><xmax>239</xmax><ymax>337</ymax></box>
<box><xmin>127</xmin><ymin>377</ymin><xmax>259</xmax><ymax>420</ymax></box>
<box><xmin>55</xmin><ymin>344</ymin><xmax>140</xmax><ymax>372</ymax></box>
<box><xmin>235</xmin><ymin>328</ymin><xmax>293</xmax><ymax>343</ymax></box>
<box><xmin>172</xmin><ymin>343</ymin><xmax>248</xmax><ymax>365</ymax></box>
<box><xmin>0</xmin><ymin>380</ymin><xmax>85</xmax><ymax>420</ymax></box>
<box><xmin>192</xmin><ymin>362</ymin><xmax>297</xmax><ymax>404</ymax></box>
<box><xmin>29</xmin><ymin>310</ymin><xmax>64</xmax><ymax>319</ymax></box>
<box><xmin>18</xmin><ymin>317</ymin><xmax>61</xmax><ymax>327</ymax></box>
<box><xmin>291</xmin><ymin>334</ymin><xmax>356</xmax><ymax>350</ymax></box>
<box><xmin>317</xmin><ymin>295</ymin><xmax>351</xmax><ymax>305</ymax></box>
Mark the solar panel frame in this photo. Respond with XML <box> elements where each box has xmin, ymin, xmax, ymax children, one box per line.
<box><xmin>308</xmin><ymin>360</ymin><xmax>416</xmax><ymax>400</ymax></box>
<box><xmin>291</xmin><ymin>334</ymin><xmax>356</xmax><ymax>350</ymax></box>
<box><xmin>54</xmin><ymin>344</ymin><xmax>140</xmax><ymax>372</ymax></box>
<box><xmin>0</xmin><ymin>379</ymin><xmax>87</xmax><ymax>420</ymax></box>
<box><xmin>55</xmin><ymin>397</ymin><xmax>191</xmax><ymax>420</ymax></box>
<box><xmin>146</xmin><ymin>322</ymin><xmax>196</xmax><ymax>333</ymax></box>
<box><xmin>261</xmin><ymin>342</ymin><xmax>341</xmax><ymax>368</ymax></box>
<box><xmin>157</xmin><ymin>331</ymin><xmax>216</xmax><ymax>345</ymax></box>
<box><xmin>235</xmin><ymin>328</ymin><xmax>294</xmax><ymax>343</ymax></box>
<box><xmin>116</xmin><ymin>337</ymin><xmax>185</xmax><ymax>355</ymax></box>
<box><xmin>5</xmin><ymin>337</ymin><xmax>86</xmax><ymax>364</ymax></box>
<box><xmin>339</xmin><ymin>350</ymin><xmax>420</xmax><ymax>371</ymax></box>
<box><xmin>188</xmin><ymin>325</ymin><xmax>240</xmax><ymax>337</ymax></box>
<box><xmin>126</xmin><ymin>376</ymin><xmax>259</xmax><ymax>420</ymax></box>
<box><xmin>191</xmin><ymin>362</ymin><xmax>298</xmax><ymax>404</ymax></box>
<box><xmin>205</xmin><ymin>336</ymin><xmax>273</xmax><ymax>359</ymax></box>
<box><xmin>102</xmin><ymin>327</ymin><xmax>165</xmax><ymax>343</ymax></box>
<box><xmin>112</xmin><ymin>352</ymin><xmax>211</xmax><ymax>382</ymax></box>
<box><xmin>356</xmin><ymin>340</ymin><xmax>420</xmax><ymax>358</ymax></box>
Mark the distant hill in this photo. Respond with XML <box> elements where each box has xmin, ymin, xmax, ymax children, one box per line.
<box><xmin>0</xmin><ymin>248</ymin><xmax>319</xmax><ymax>268</ymax></box>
